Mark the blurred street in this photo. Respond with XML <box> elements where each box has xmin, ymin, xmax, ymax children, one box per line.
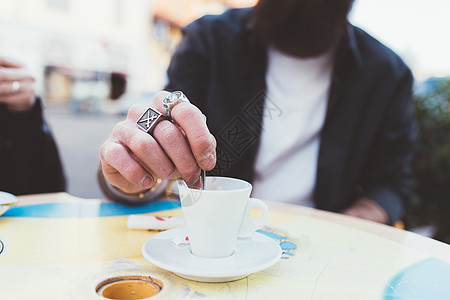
<box><xmin>44</xmin><ymin>106</ymin><xmax>122</xmax><ymax>199</ymax></box>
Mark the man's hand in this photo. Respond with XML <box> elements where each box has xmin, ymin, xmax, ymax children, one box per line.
<box><xmin>0</xmin><ymin>56</ymin><xmax>36</xmax><ymax>112</ymax></box>
<box><xmin>342</xmin><ymin>198</ymin><xmax>389</xmax><ymax>224</ymax></box>
<box><xmin>100</xmin><ymin>91</ymin><xmax>216</xmax><ymax>195</ymax></box>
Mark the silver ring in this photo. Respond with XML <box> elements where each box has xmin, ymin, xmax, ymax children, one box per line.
<box><xmin>11</xmin><ymin>81</ymin><xmax>20</xmax><ymax>93</ymax></box>
<box><xmin>136</xmin><ymin>107</ymin><xmax>166</xmax><ymax>134</ymax></box>
<box><xmin>162</xmin><ymin>91</ymin><xmax>190</xmax><ymax>120</ymax></box>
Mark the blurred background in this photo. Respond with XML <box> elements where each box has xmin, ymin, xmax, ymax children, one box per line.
<box><xmin>0</xmin><ymin>0</ymin><xmax>258</xmax><ymax>199</ymax></box>
<box><xmin>0</xmin><ymin>0</ymin><xmax>448</xmax><ymax>238</ymax></box>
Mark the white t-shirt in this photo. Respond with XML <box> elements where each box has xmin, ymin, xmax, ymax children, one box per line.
<box><xmin>251</xmin><ymin>47</ymin><xmax>334</xmax><ymax>206</ymax></box>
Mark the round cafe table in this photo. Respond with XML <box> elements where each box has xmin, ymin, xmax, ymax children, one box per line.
<box><xmin>0</xmin><ymin>192</ymin><xmax>449</xmax><ymax>299</ymax></box>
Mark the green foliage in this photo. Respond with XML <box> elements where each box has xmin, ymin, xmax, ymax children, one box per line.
<box><xmin>404</xmin><ymin>77</ymin><xmax>450</xmax><ymax>242</ymax></box>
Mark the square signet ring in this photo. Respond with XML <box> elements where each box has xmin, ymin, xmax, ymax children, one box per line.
<box><xmin>136</xmin><ymin>107</ymin><xmax>166</xmax><ymax>134</ymax></box>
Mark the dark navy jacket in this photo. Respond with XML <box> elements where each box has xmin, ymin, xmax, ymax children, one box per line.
<box><xmin>166</xmin><ymin>8</ymin><xmax>416</xmax><ymax>223</ymax></box>
<box><xmin>0</xmin><ymin>99</ymin><xmax>66</xmax><ymax>195</ymax></box>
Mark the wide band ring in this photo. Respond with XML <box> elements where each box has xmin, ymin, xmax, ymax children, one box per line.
<box><xmin>136</xmin><ymin>107</ymin><xmax>166</xmax><ymax>134</ymax></box>
<box><xmin>11</xmin><ymin>81</ymin><xmax>20</xmax><ymax>93</ymax></box>
<box><xmin>162</xmin><ymin>91</ymin><xmax>190</xmax><ymax>120</ymax></box>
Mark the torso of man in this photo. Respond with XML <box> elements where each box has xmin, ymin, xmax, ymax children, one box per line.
<box><xmin>251</xmin><ymin>47</ymin><xmax>334</xmax><ymax>206</ymax></box>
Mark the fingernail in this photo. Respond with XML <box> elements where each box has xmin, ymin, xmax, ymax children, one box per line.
<box><xmin>199</xmin><ymin>152</ymin><xmax>216</xmax><ymax>170</ymax></box>
<box><xmin>139</xmin><ymin>174</ymin><xmax>154</xmax><ymax>188</ymax></box>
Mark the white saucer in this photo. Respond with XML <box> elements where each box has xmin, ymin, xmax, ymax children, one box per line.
<box><xmin>142</xmin><ymin>227</ymin><xmax>282</xmax><ymax>282</ymax></box>
<box><xmin>0</xmin><ymin>191</ymin><xmax>17</xmax><ymax>216</ymax></box>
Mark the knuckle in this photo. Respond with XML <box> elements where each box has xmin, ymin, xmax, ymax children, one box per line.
<box><xmin>153</xmin><ymin>90</ymin><xmax>170</xmax><ymax>102</ymax></box>
<box><xmin>128</xmin><ymin>104</ymin><xmax>141</xmax><ymax>115</ymax></box>
<box><xmin>154</xmin><ymin>122</ymin><xmax>180</xmax><ymax>144</ymax></box>
<box><xmin>159</xmin><ymin>164</ymin><xmax>177</xmax><ymax>178</ymax></box>
<box><xmin>126</xmin><ymin>128</ymin><xmax>151</xmax><ymax>153</ymax></box>
<box><xmin>192</xmin><ymin>134</ymin><xmax>213</xmax><ymax>149</ymax></box>
<box><xmin>111</xmin><ymin>120</ymin><xmax>128</xmax><ymax>138</ymax></box>
<box><xmin>127</xmin><ymin>103</ymin><xmax>147</xmax><ymax>119</ymax></box>
<box><xmin>99</xmin><ymin>143</ymin><xmax>108</xmax><ymax>161</ymax></box>
<box><xmin>191</xmin><ymin>134</ymin><xmax>214</xmax><ymax>156</ymax></box>
<box><xmin>101</xmin><ymin>142</ymin><xmax>122</xmax><ymax>163</ymax></box>
<box><xmin>131</xmin><ymin>138</ymin><xmax>152</xmax><ymax>155</ymax></box>
<box><xmin>211</xmin><ymin>134</ymin><xmax>217</xmax><ymax>147</ymax></box>
<box><xmin>177</xmin><ymin>105</ymin><xmax>199</xmax><ymax>121</ymax></box>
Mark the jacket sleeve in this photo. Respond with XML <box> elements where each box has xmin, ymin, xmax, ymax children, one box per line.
<box><xmin>164</xmin><ymin>18</ymin><xmax>211</xmax><ymax>109</ymax></box>
<box><xmin>0</xmin><ymin>98</ymin><xmax>66</xmax><ymax>195</ymax></box>
<box><xmin>361</xmin><ymin>68</ymin><xmax>417</xmax><ymax>224</ymax></box>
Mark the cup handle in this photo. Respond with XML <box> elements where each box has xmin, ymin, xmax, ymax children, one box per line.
<box><xmin>238</xmin><ymin>198</ymin><xmax>269</xmax><ymax>236</ymax></box>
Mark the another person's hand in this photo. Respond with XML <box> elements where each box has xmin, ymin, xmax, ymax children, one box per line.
<box><xmin>0</xmin><ymin>56</ymin><xmax>36</xmax><ymax>112</ymax></box>
<box><xmin>342</xmin><ymin>198</ymin><xmax>389</xmax><ymax>224</ymax></box>
<box><xmin>100</xmin><ymin>91</ymin><xmax>216</xmax><ymax>195</ymax></box>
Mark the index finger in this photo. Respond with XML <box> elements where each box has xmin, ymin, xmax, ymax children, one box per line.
<box><xmin>151</xmin><ymin>91</ymin><xmax>216</xmax><ymax>171</ymax></box>
<box><xmin>0</xmin><ymin>57</ymin><xmax>23</xmax><ymax>68</ymax></box>
<box><xmin>0</xmin><ymin>68</ymin><xmax>34</xmax><ymax>82</ymax></box>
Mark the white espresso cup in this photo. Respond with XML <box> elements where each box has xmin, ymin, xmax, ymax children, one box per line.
<box><xmin>178</xmin><ymin>177</ymin><xmax>269</xmax><ymax>258</ymax></box>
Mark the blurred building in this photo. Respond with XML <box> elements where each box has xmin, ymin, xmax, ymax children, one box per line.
<box><xmin>0</xmin><ymin>0</ymin><xmax>151</xmax><ymax>112</ymax></box>
<box><xmin>0</xmin><ymin>0</ymin><xmax>256</xmax><ymax>113</ymax></box>
<box><xmin>149</xmin><ymin>0</ymin><xmax>257</xmax><ymax>91</ymax></box>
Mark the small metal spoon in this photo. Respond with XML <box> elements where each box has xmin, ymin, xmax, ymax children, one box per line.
<box><xmin>178</xmin><ymin>170</ymin><xmax>205</xmax><ymax>190</ymax></box>
<box><xmin>200</xmin><ymin>169</ymin><xmax>206</xmax><ymax>190</ymax></box>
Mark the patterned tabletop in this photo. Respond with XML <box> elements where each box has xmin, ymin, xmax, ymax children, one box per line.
<box><xmin>1</xmin><ymin>193</ymin><xmax>449</xmax><ymax>299</ymax></box>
